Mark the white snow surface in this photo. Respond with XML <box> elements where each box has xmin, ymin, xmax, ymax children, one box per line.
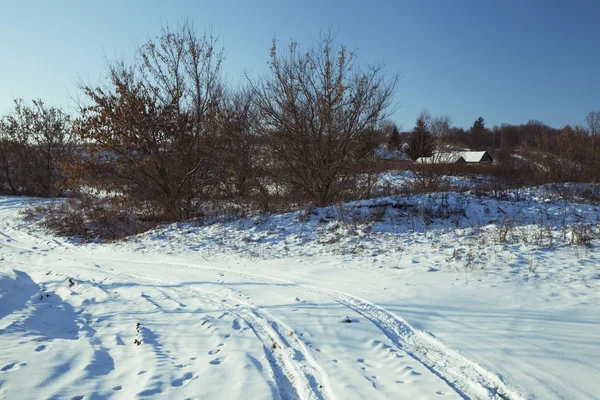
<box><xmin>1</xmin><ymin>187</ymin><xmax>599</xmax><ymax>399</ymax></box>
<box><xmin>416</xmin><ymin>151</ymin><xmax>491</xmax><ymax>164</ymax></box>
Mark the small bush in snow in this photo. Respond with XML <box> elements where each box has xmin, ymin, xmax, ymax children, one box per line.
<box><xmin>497</xmin><ymin>217</ymin><xmax>515</xmax><ymax>244</ymax></box>
<box><xmin>570</xmin><ymin>224</ymin><xmax>594</xmax><ymax>247</ymax></box>
<box><xmin>43</xmin><ymin>197</ymin><xmax>155</xmax><ymax>241</ymax></box>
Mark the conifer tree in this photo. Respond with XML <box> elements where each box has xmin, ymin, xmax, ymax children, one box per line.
<box><xmin>470</xmin><ymin>117</ymin><xmax>486</xmax><ymax>149</ymax></box>
<box><xmin>407</xmin><ymin>119</ymin><xmax>434</xmax><ymax>161</ymax></box>
<box><xmin>388</xmin><ymin>126</ymin><xmax>400</xmax><ymax>150</ymax></box>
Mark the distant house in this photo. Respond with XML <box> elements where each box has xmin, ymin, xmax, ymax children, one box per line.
<box><xmin>416</xmin><ymin>151</ymin><xmax>493</xmax><ymax>164</ymax></box>
<box><xmin>460</xmin><ymin>151</ymin><xmax>493</xmax><ymax>163</ymax></box>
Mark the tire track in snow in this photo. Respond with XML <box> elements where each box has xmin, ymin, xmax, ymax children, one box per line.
<box><xmin>318</xmin><ymin>291</ymin><xmax>518</xmax><ymax>400</ymax></box>
<box><xmin>220</xmin><ymin>299</ymin><xmax>329</xmax><ymax>400</ymax></box>
<box><xmin>171</xmin><ymin>261</ymin><xmax>522</xmax><ymax>399</ymax></box>
<box><xmin>44</xmin><ymin>263</ymin><xmax>330</xmax><ymax>400</ymax></box>
<box><xmin>0</xmin><ymin>211</ymin><xmax>520</xmax><ymax>400</ymax></box>
<box><xmin>65</xmin><ymin>256</ymin><xmax>523</xmax><ymax>400</ymax></box>
<box><xmin>161</xmin><ymin>281</ymin><xmax>331</xmax><ymax>400</ymax></box>
<box><xmin>227</xmin><ymin>296</ymin><xmax>333</xmax><ymax>400</ymax></box>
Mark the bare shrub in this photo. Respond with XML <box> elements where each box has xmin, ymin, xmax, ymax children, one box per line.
<box><xmin>43</xmin><ymin>197</ymin><xmax>155</xmax><ymax>241</ymax></box>
<box><xmin>497</xmin><ymin>217</ymin><xmax>515</xmax><ymax>243</ymax></box>
<box><xmin>527</xmin><ymin>125</ymin><xmax>600</xmax><ymax>184</ymax></box>
<box><xmin>570</xmin><ymin>224</ymin><xmax>594</xmax><ymax>247</ymax></box>
<box><xmin>408</xmin><ymin>161</ymin><xmax>448</xmax><ymax>193</ymax></box>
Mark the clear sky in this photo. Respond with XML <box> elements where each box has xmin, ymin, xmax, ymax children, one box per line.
<box><xmin>2</xmin><ymin>0</ymin><xmax>599</xmax><ymax>130</ymax></box>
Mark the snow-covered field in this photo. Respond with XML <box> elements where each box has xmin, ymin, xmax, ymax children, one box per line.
<box><xmin>1</xmin><ymin>187</ymin><xmax>599</xmax><ymax>399</ymax></box>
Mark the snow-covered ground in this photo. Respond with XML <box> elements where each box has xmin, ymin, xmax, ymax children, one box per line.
<box><xmin>375</xmin><ymin>170</ymin><xmax>495</xmax><ymax>193</ymax></box>
<box><xmin>1</xmin><ymin>187</ymin><xmax>599</xmax><ymax>399</ymax></box>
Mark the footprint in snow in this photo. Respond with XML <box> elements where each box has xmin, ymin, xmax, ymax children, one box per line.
<box><xmin>34</xmin><ymin>344</ymin><xmax>47</xmax><ymax>352</ymax></box>
<box><xmin>71</xmin><ymin>396</ymin><xmax>84</xmax><ymax>400</ymax></box>
<box><xmin>364</xmin><ymin>375</ymin><xmax>377</xmax><ymax>389</ymax></box>
<box><xmin>232</xmin><ymin>319</ymin><xmax>241</xmax><ymax>330</ymax></box>
<box><xmin>1</xmin><ymin>363</ymin><xmax>17</xmax><ymax>372</ymax></box>
<box><xmin>171</xmin><ymin>372</ymin><xmax>194</xmax><ymax>387</ymax></box>
<box><xmin>208</xmin><ymin>349</ymin><xmax>220</xmax><ymax>355</ymax></box>
<box><xmin>112</xmin><ymin>386</ymin><xmax>122</xmax><ymax>391</ymax></box>
<box><xmin>209</xmin><ymin>358</ymin><xmax>221</xmax><ymax>365</ymax></box>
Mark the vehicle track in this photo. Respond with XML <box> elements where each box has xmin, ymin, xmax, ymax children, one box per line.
<box><xmin>63</xmin><ymin>255</ymin><xmax>522</xmax><ymax>400</ymax></box>
<box><xmin>28</xmin><ymin>262</ymin><xmax>331</xmax><ymax>400</ymax></box>
<box><xmin>1</xmin><ymin>208</ymin><xmax>522</xmax><ymax>400</ymax></box>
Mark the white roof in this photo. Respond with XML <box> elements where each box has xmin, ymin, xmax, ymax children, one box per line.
<box><xmin>416</xmin><ymin>153</ymin><xmax>461</xmax><ymax>164</ymax></box>
<box><xmin>461</xmin><ymin>151</ymin><xmax>489</xmax><ymax>163</ymax></box>
<box><xmin>415</xmin><ymin>151</ymin><xmax>490</xmax><ymax>164</ymax></box>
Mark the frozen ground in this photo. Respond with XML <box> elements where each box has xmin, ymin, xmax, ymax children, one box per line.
<box><xmin>1</xmin><ymin>187</ymin><xmax>599</xmax><ymax>399</ymax></box>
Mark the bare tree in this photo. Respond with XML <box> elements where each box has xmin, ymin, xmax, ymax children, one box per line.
<box><xmin>213</xmin><ymin>88</ymin><xmax>267</xmax><ymax>202</ymax></box>
<box><xmin>0</xmin><ymin>99</ymin><xmax>73</xmax><ymax>196</ymax></box>
<box><xmin>76</xmin><ymin>21</ymin><xmax>225</xmax><ymax>220</ymax></box>
<box><xmin>417</xmin><ymin>109</ymin><xmax>432</xmax><ymax>127</ymax></box>
<box><xmin>430</xmin><ymin>115</ymin><xmax>452</xmax><ymax>137</ymax></box>
<box><xmin>586</xmin><ymin>111</ymin><xmax>600</xmax><ymax>137</ymax></box>
<box><xmin>530</xmin><ymin>124</ymin><xmax>599</xmax><ymax>183</ymax></box>
<box><xmin>0</xmin><ymin>127</ymin><xmax>19</xmax><ymax>194</ymax></box>
<box><xmin>250</xmin><ymin>33</ymin><xmax>398</xmax><ymax>206</ymax></box>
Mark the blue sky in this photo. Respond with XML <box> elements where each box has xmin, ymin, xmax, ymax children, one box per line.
<box><xmin>2</xmin><ymin>0</ymin><xmax>599</xmax><ymax>129</ymax></box>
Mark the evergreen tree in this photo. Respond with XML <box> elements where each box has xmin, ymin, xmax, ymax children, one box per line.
<box><xmin>470</xmin><ymin>117</ymin><xmax>486</xmax><ymax>149</ymax></box>
<box><xmin>407</xmin><ymin>119</ymin><xmax>434</xmax><ymax>161</ymax></box>
<box><xmin>387</xmin><ymin>125</ymin><xmax>400</xmax><ymax>150</ymax></box>
<box><xmin>472</xmin><ymin>117</ymin><xmax>485</xmax><ymax>132</ymax></box>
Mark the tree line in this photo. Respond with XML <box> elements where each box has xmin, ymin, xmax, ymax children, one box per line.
<box><xmin>0</xmin><ymin>23</ymin><xmax>396</xmax><ymax>224</ymax></box>
<box><xmin>1</xmin><ymin>22</ymin><xmax>599</xmax><ymax>232</ymax></box>
<box><xmin>393</xmin><ymin>110</ymin><xmax>600</xmax><ymax>188</ymax></box>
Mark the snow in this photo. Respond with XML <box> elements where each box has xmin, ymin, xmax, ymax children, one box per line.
<box><xmin>416</xmin><ymin>151</ymin><xmax>491</xmax><ymax>164</ymax></box>
<box><xmin>460</xmin><ymin>151</ymin><xmax>489</xmax><ymax>163</ymax></box>
<box><xmin>1</xmin><ymin>188</ymin><xmax>599</xmax><ymax>399</ymax></box>
<box><xmin>375</xmin><ymin>170</ymin><xmax>493</xmax><ymax>192</ymax></box>
<box><xmin>375</xmin><ymin>148</ymin><xmax>408</xmax><ymax>161</ymax></box>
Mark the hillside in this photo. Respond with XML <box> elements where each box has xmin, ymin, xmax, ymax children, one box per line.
<box><xmin>1</xmin><ymin>187</ymin><xmax>599</xmax><ymax>399</ymax></box>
